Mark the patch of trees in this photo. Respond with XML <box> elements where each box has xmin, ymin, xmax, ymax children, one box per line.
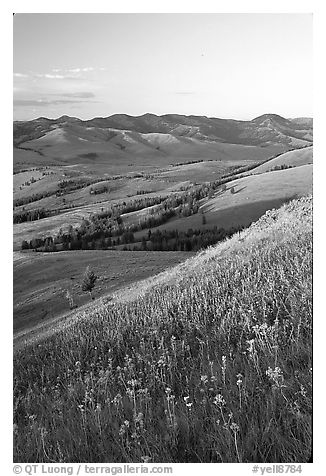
<box><xmin>22</xmin><ymin>223</ymin><xmax>244</xmax><ymax>254</ymax></box>
<box><xmin>21</xmin><ymin>174</ymin><xmax>245</xmax><ymax>252</ymax></box>
<box><xmin>136</xmin><ymin>190</ymin><xmax>154</xmax><ymax>195</ymax></box>
<box><xmin>129</xmin><ymin>226</ymin><xmax>244</xmax><ymax>252</ymax></box>
<box><xmin>13</xmin><ymin>190</ymin><xmax>58</xmax><ymax>207</ymax></box>
<box><xmin>90</xmin><ymin>185</ymin><xmax>109</xmax><ymax>195</ymax></box>
<box><xmin>14</xmin><ymin>177</ymin><xmax>109</xmax><ymax>207</ymax></box>
<box><xmin>173</xmin><ymin>159</ymin><xmax>205</xmax><ymax>167</ymax></box>
<box><xmin>270</xmin><ymin>164</ymin><xmax>293</xmax><ymax>172</ymax></box>
<box><xmin>13</xmin><ymin>208</ymin><xmax>53</xmax><ymax>224</ymax></box>
<box><xmin>58</xmin><ymin>179</ymin><xmax>96</xmax><ymax>193</ymax></box>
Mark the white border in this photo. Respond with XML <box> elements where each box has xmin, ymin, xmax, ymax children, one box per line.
<box><xmin>3</xmin><ymin>1</ymin><xmax>324</xmax><ymax>473</ymax></box>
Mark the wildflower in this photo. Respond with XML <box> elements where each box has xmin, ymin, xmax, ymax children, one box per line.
<box><xmin>247</xmin><ymin>339</ymin><xmax>255</xmax><ymax>353</ymax></box>
<box><xmin>141</xmin><ymin>456</ymin><xmax>151</xmax><ymax>463</ymax></box>
<box><xmin>236</xmin><ymin>373</ymin><xmax>243</xmax><ymax>386</ymax></box>
<box><xmin>266</xmin><ymin>366</ymin><xmax>285</xmax><ymax>387</ymax></box>
<box><xmin>38</xmin><ymin>426</ymin><xmax>48</xmax><ymax>438</ymax></box>
<box><xmin>213</xmin><ymin>394</ymin><xmax>226</xmax><ymax>406</ymax></box>
<box><xmin>119</xmin><ymin>424</ymin><xmax>126</xmax><ymax>437</ymax></box>
<box><xmin>230</xmin><ymin>422</ymin><xmax>240</xmax><ymax>433</ymax></box>
<box><xmin>111</xmin><ymin>393</ymin><xmax>123</xmax><ymax>406</ymax></box>
<box><xmin>201</xmin><ymin>375</ymin><xmax>208</xmax><ymax>384</ymax></box>
<box><xmin>135</xmin><ymin>413</ymin><xmax>144</xmax><ymax>429</ymax></box>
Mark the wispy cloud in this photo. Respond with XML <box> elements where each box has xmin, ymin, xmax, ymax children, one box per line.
<box><xmin>13</xmin><ymin>73</ymin><xmax>29</xmax><ymax>78</ymax></box>
<box><xmin>60</xmin><ymin>92</ymin><xmax>95</xmax><ymax>98</ymax></box>
<box><xmin>52</xmin><ymin>67</ymin><xmax>99</xmax><ymax>74</ymax></box>
<box><xmin>67</xmin><ymin>67</ymin><xmax>95</xmax><ymax>73</ymax></box>
<box><xmin>35</xmin><ymin>73</ymin><xmax>66</xmax><ymax>80</ymax></box>
<box><xmin>14</xmin><ymin>68</ymin><xmax>103</xmax><ymax>83</ymax></box>
<box><xmin>14</xmin><ymin>98</ymin><xmax>96</xmax><ymax>107</ymax></box>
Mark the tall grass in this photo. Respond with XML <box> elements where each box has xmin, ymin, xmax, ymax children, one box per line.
<box><xmin>13</xmin><ymin>196</ymin><xmax>312</xmax><ymax>463</ymax></box>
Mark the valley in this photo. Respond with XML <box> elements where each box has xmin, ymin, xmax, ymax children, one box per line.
<box><xmin>13</xmin><ymin>113</ymin><xmax>313</xmax><ymax>334</ymax></box>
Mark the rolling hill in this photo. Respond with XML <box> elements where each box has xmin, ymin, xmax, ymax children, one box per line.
<box><xmin>126</xmin><ymin>163</ymin><xmax>312</xmax><ymax>241</ymax></box>
<box><xmin>243</xmin><ymin>146</ymin><xmax>313</xmax><ymax>175</ymax></box>
<box><xmin>14</xmin><ymin>195</ymin><xmax>312</xmax><ymax>463</ymax></box>
<box><xmin>13</xmin><ymin>113</ymin><xmax>312</xmax><ymax>171</ymax></box>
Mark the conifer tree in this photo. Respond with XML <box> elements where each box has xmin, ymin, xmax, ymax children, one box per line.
<box><xmin>81</xmin><ymin>266</ymin><xmax>98</xmax><ymax>300</ymax></box>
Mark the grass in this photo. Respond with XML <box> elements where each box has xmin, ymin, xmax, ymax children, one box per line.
<box><xmin>13</xmin><ymin>196</ymin><xmax>312</xmax><ymax>463</ymax></box>
<box><xmin>13</xmin><ymin>250</ymin><xmax>192</xmax><ymax>333</ymax></box>
<box><xmin>244</xmin><ymin>146</ymin><xmax>313</xmax><ymax>175</ymax></box>
<box><xmin>130</xmin><ymin>165</ymin><xmax>312</xmax><ymax>241</ymax></box>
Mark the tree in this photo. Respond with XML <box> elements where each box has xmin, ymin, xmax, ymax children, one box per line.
<box><xmin>65</xmin><ymin>289</ymin><xmax>76</xmax><ymax>310</ymax></box>
<box><xmin>21</xmin><ymin>240</ymin><xmax>29</xmax><ymax>250</ymax></box>
<box><xmin>81</xmin><ymin>266</ymin><xmax>98</xmax><ymax>300</ymax></box>
<box><xmin>141</xmin><ymin>237</ymin><xmax>147</xmax><ymax>251</ymax></box>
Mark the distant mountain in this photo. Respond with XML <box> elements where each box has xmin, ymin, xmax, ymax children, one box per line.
<box><xmin>14</xmin><ymin>113</ymin><xmax>313</xmax><ymax>148</ymax></box>
<box><xmin>288</xmin><ymin>117</ymin><xmax>313</xmax><ymax>128</ymax></box>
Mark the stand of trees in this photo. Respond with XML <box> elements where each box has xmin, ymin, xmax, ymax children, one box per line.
<box><xmin>21</xmin><ymin>172</ymin><xmax>247</xmax><ymax>252</ymax></box>
<box><xmin>270</xmin><ymin>164</ymin><xmax>293</xmax><ymax>172</ymax></box>
<box><xmin>14</xmin><ymin>208</ymin><xmax>53</xmax><ymax>224</ymax></box>
<box><xmin>129</xmin><ymin>226</ymin><xmax>244</xmax><ymax>252</ymax></box>
<box><xmin>14</xmin><ymin>190</ymin><xmax>57</xmax><ymax>207</ymax></box>
<box><xmin>21</xmin><ymin>223</ymin><xmax>243</xmax><ymax>253</ymax></box>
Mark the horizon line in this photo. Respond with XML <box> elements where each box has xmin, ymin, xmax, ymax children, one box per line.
<box><xmin>13</xmin><ymin>111</ymin><xmax>313</xmax><ymax>123</ymax></box>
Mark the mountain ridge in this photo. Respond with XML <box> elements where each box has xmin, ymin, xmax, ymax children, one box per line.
<box><xmin>14</xmin><ymin>112</ymin><xmax>313</xmax><ymax>149</ymax></box>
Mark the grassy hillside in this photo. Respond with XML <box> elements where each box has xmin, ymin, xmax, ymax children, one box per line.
<box><xmin>13</xmin><ymin>250</ymin><xmax>192</xmax><ymax>334</ymax></box>
<box><xmin>14</xmin><ymin>196</ymin><xmax>312</xmax><ymax>463</ymax></box>
<box><xmin>245</xmin><ymin>146</ymin><xmax>313</xmax><ymax>175</ymax></box>
<box><xmin>130</xmin><ymin>164</ymin><xmax>312</xmax><ymax>240</ymax></box>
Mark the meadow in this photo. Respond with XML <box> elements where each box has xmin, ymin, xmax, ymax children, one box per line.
<box><xmin>13</xmin><ymin>196</ymin><xmax>312</xmax><ymax>463</ymax></box>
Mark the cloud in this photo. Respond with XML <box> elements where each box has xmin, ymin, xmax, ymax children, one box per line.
<box><xmin>32</xmin><ymin>73</ymin><xmax>88</xmax><ymax>82</ymax></box>
<box><xmin>35</xmin><ymin>73</ymin><xmax>66</xmax><ymax>79</ymax></box>
<box><xmin>60</xmin><ymin>92</ymin><xmax>95</xmax><ymax>98</ymax></box>
<box><xmin>13</xmin><ymin>73</ymin><xmax>29</xmax><ymax>78</ymax></box>
<box><xmin>67</xmin><ymin>67</ymin><xmax>94</xmax><ymax>73</ymax></box>
<box><xmin>13</xmin><ymin>98</ymin><xmax>95</xmax><ymax>107</ymax></box>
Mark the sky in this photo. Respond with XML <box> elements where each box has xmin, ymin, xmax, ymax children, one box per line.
<box><xmin>13</xmin><ymin>13</ymin><xmax>313</xmax><ymax>121</ymax></box>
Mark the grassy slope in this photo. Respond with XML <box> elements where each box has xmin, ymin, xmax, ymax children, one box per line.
<box><xmin>13</xmin><ymin>250</ymin><xmax>192</xmax><ymax>334</ymax></box>
<box><xmin>18</xmin><ymin>130</ymin><xmax>282</xmax><ymax>167</ymax></box>
<box><xmin>12</xmin><ymin>183</ymin><xmax>190</xmax><ymax>250</ymax></box>
<box><xmin>14</xmin><ymin>196</ymin><xmax>312</xmax><ymax>463</ymax></box>
<box><xmin>13</xmin><ymin>162</ymin><xmax>312</xmax><ymax>252</ymax></box>
<box><xmin>131</xmin><ymin>164</ymin><xmax>312</xmax><ymax>240</ymax></box>
<box><xmin>245</xmin><ymin>146</ymin><xmax>313</xmax><ymax>175</ymax></box>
